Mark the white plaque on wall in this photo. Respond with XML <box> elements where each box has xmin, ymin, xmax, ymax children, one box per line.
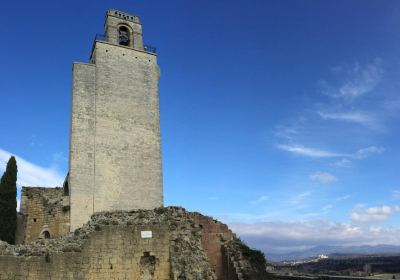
<box><xmin>141</xmin><ymin>231</ymin><xmax>153</xmax><ymax>238</ymax></box>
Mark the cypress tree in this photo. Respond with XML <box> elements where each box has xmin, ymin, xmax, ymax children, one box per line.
<box><xmin>0</xmin><ymin>156</ymin><xmax>18</xmax><ymax>244</ymax></box>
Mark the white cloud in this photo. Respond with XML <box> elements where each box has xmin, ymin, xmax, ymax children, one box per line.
<box><xmin>274</xmin><ymin>125</ymin><xmax>299</xmax><ymax>141</ymax></box>
<box><xmin>351</xmin><ymin>205</ymin><xmax>400</xmax><ymax>223</ymax></box>
<box><xmin>277</xmin><ymin>144</ymin><xmax>384</xmax><ymax>165</ymax></box>
<box><xmin>309</xmin><ymin>171</ymin><xmax>337</xmax><ymax>184</ymax></box>
<box><xmin>0</xmin><ymin>148</ymin><xmax>64</xmax><ymax>187</ymax></box>
<box><xmin>332</xmin><ymin>158</ymin><xmax>352</xmax><ymax>168</ymax></box>
<box><xmin>393</xmin><ymin>190</ymin><xmax>400</xmax><ymax>200</ymax></box>
<box><xmin>383</xmin><ymin>97</ymin><xmax>400</xmax><ymax>111</ymax></box>
<box><xmin>209</xmin><ymin>196</ymin><xmax>218</xmax><ymax>201</ymax></box>
<box><xmin>251</xmin><ymin>195</ymin><xmax>269</xmax><ymax>205</ymax></box>
<box><xmin>277</xmin><ymin>144</ymin><xmax>342</xmax><ymax>158</ymax></box>
<box><xmin>318</xmin><ymin>111</ymin><xmax>378</xmax><ymax>129</ymax></box>
<box><xmin>353</xmin><ymin>146</ymin><xmax>385</xmax><ymax>159</ymax></box>
<box><xmin>336</xmin><ymin>195</ymin><xmax>351</xmax><ymax>202</ymax></box>
<box><xmin>321</xmin><ymin>59</ymin><xmax>383</xmax><ymax>101</ymax></box>
<box><xmin>229</xmin><ymin>219</ymin><xmax>400</xmax><ymax>255</ymax></box>
<box><xmin>321</xmin><ymin>204</ymin><xmax>333</xmax><ymax>211</ymax></box>
<box><xmin>290</xmin><ymin>191</ymin><xmax>311</xmax><ymax>205</ymax></box>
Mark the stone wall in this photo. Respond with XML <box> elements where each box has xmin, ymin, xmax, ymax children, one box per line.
<box><xmin>1</xmin><ymin>207</ymin><xmax>269</xmax><ymax>280</ymax></box>
<box><xmin>90</xmin><ymin>41</ymin><xmax>162</xmax><ymax>214</ymax></box>
<box><xmin>105</xmin><ymin>10</ymin><xmax>144</xmax><ymax>50</ymax></box>
<box><xmin>69</xmin><ymin>13</ymin><xmax>163</xmax><ymax>231</ymax></box>
<box><xmin>1</xmin><ymin>225</ymin><xmax>170</xmax><ymax>280</ymax></box>
<box><xmin>18</xmin><ymin>187</ymin><xmax>70</xmax><ymax>243</ymax></box>
<box><xmin>69</xmin><ymin>62</ymin><xmax>96</xmax><ymax>230</ymax></box>
<box><xmin>189</xmin><ymin>213</ymin><xmax>234</xmax><ymax>280</ymax></box>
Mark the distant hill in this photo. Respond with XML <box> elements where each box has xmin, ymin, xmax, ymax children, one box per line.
<box><xmin>276</xmin><ymin>255</ymin><xmax>400</xmax><ymax>276</ymax></box>
<box><xmin>267</xmin><ymin>244</ymin><xmax>400</xmax><ymax>261</ymax></box>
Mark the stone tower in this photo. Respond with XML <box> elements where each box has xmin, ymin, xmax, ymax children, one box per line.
<box><xmin>68</xmin><ymin>9</ymin><xmax>163</xmax><ymax>231</ymax></box>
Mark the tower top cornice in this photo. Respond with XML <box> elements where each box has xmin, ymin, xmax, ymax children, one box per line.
<box><xmin>106</xmin><ymin>9</ymin><xmax>141</xmax><ymax>24</ymax></box>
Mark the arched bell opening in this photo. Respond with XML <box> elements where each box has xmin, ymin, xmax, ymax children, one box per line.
<box><xmin>118</xmin><ymin>25</ymin><xmax>131</xmax><ymax>46</ymax></box>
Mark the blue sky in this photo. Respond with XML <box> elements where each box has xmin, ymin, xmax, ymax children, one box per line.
<box><xmin>1</xmin><ymin>0</ymin><xmax>400</xmax><ymax>256</ymax></box>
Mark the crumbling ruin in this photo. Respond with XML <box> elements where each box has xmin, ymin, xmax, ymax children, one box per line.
<box><xmin>16</xmin><ymin>187</ymin><xmax>70</xmax><ymax>244</ymax></box>
<box><xmin>1</xmin><ymin>207</ymin><xmax>272</xmax><ymax>280</ymax></box>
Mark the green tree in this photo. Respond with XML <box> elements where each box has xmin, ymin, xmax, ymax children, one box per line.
<box><xmin>0</xmin><ymin>156</ymin><xmax>18</xmax><ymax>244</ymax></box>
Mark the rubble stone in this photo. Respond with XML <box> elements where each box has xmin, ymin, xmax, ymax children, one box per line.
<box><xmin>0</xmin><ymin>207</ymin><xmax>271</xmax><ymax>279</ymax></box>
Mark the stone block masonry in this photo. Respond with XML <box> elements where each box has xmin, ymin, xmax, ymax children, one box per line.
<box><xmin>69</xmin><ymin>9</ymin><xmax>163</xmax><ymax>231</ymax></box>
<box><xmin>0</xmin><ymin>207</ymin><xmax>271</xmax><ymax>280</ymax></box>
<box><xmin>190</xmin><ymin>212</ymin><xmax>234</xmax><ymax>279</ymax></box>
<box><xmin>17</xmin><ymin>187</ymin><xmax>70</xmax><ymax>244</ymax></box>
<box><xmin>2</xmin><ymin>225</ymin><xmax>170</xmax><ymax>280</ymax></box>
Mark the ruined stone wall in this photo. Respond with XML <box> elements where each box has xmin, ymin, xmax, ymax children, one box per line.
<box><xmin>1</xmin><ymin>207</ymin><xmax>267</xmax><ymax>280</ymax></box>
<box><xmin>14</xmin><ymin>213</ymin><xmax>25</xmax><ymax>244</ymax></box>
<box><xmin>0</xmin><ymin>225</ymin><xmax>170</xmax><ymax>280</ymax></box>
<box><xmin>221</xmin><ymin>246</ymin><xmax>240</xmax><ymax>280</ymax></box>
<box><xmin>19</xmin><ymin>187</ymin><xmax>70</xmax><ymax>243</ymax></box>
<box><xmin>0</xmin><ymin>208</ymin><xmax>216</xmax><ymax>280</ymax></box>
<box><xmin>190</xmin><ymin>213</ymin><xmax>234</xmax><ymax>280</ymax></box>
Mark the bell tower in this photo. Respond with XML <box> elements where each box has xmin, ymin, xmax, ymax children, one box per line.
<box><xmin>68</xmin><ymin>10</ymin><xmax>163</xmax><ymax>231</ymax></box>
<box><xmin>104</xmin><ymin>10</ymin><xmax>143</xmax><ymax>49</ymax></box>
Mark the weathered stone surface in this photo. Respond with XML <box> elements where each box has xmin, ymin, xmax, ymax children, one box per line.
<box><xmin>224</xmin><ymin>238</ymin><xmax>271</xmax><ymax>280</ymax></box>
<box><xmin>69</xmin><ymin>10</ymin><xmax>163</xmax><ymax>231</ymax></box>
<box><xmin>189</xmin><ymin>212</ymin><xmax>234</xmax><ymax>279</ymax></box>
<box><xmin>17</xmin><ymin>187</ymin><xmax>70</xmax><ymax>244</ymax></box>
<box><xmin>0</xmin><ymin>207</ymin><xmax>270</xmax><ymax>280</ymax></box>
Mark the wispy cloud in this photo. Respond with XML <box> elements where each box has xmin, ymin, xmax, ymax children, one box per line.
<box><xmin>332</xmin><ymin>146</ymin><xmax>384</xmax><ymax>167</ymax></box>
<box><xmin>320</xmin><ymin>59</ymin><xmax>383</xmax><ymax>101</ymax></box>
<box><xmin>29</xmin><ymin>135</ymin><xmax>36</xmax><ymax>147</ymax></box>
<box><xmin>290</xmin><ymin>191</ymin><xmax>311</xmax><ymax>205</ymax></box>
<box><xmin>331</xmin><ymin>158</ymin><xmax>352</xmax><ymax>168</ymax></box>
<box><xmin>0</xmin><ymin>148</ymin><xmax>64</xmax><ymax>187</ymax></box>
<box><xmin>318</xmin><ymin>111</ymin><xmax>379</xmax><ymax>129</ymax></box>
<box><xmin>274</xmin><ymin>125</ymin><xmax>300</xmax><ymax>142</ymax></box>
<box><xmin>251</xmin><ymin>195</ymin><xmax>269</xmax><ymax>205</ymax></box>
<box><xmin>322</xmin><ymin>204</ymin><xmax>333</xmax><ymax>211</ymax></box>
<box><xmin>393</xmin><ymin>190</ymin><xmax>400</xmax><ymax>200</ymax></box>
<box><xmin>351</xmin><ymin>205</ymin><xmax>400</xmax><ymax>223</ymax></box>
<box><xmin>277</xmin><ymin>144</ymin><xmax>342</xmax><ymax>158</ymax></box>
<box><xmin>353</xmin><ymin>146</ymin><xmax>385</xmax><ymax>159</ymax></box>
<box><xmin>275</xmin><ymin>59</ymin><xmax>387</xmax><ymax>164</ymax></box>
<box><xmin>309</xmin><ymin>171</ymin><xmax>337</xmax><ymax>184</ymax></box>
<box><xmin>209</xmin><ymin>196</ymin><xmax>218</xmax><ymax>201</ymax></box>
<box><xmin>336</xmin><ymin>195</ymin><xmax>351</xmax><ymax>202</ymax></box>
<box><xmin>277</xmin><ymin>144</ymin><xmax>384</xmax><ymax>164</ymax></box>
